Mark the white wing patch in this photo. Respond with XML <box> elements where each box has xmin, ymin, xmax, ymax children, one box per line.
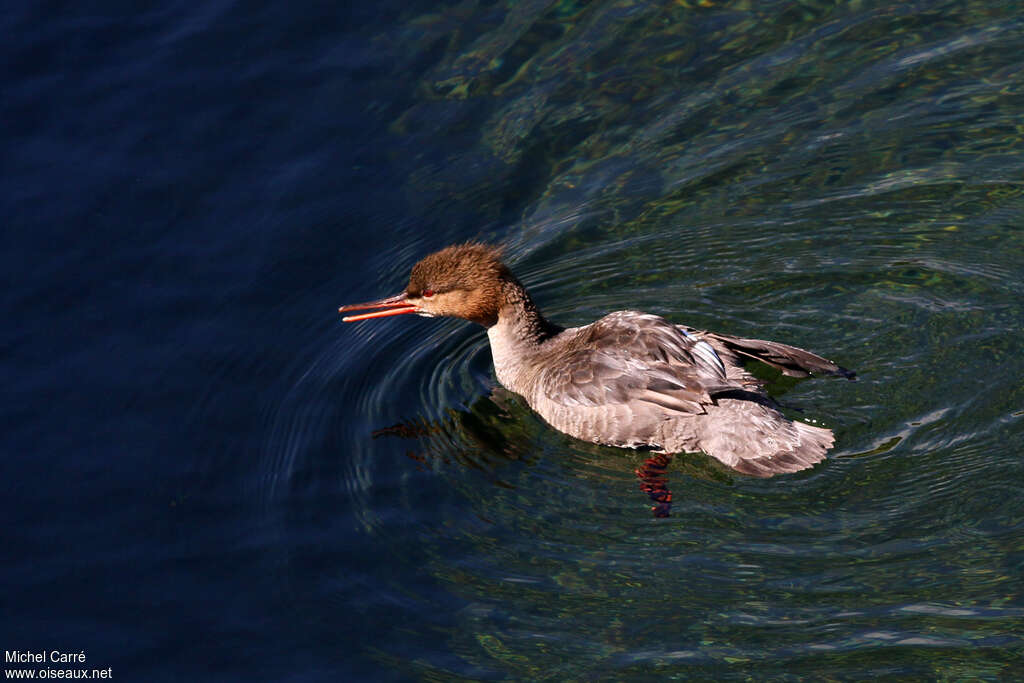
<box><xmin>680</xmin><ymin>329</ymin><xmax>728</xmax><ymax>379</ymax></box>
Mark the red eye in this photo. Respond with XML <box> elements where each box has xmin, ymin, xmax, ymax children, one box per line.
<box><xmin>422</xmin><ymin>289</ymin><xmax>434</xmax><ymax>298</ymax></box>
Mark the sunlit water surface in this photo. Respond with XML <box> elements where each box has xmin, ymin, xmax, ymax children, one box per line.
<box><xmin>5</xmin><ymin>0</ymin><xmax>1023</xmax><ymax>679</ymax></box>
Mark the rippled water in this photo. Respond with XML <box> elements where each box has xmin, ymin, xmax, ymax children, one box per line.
<box><xmin>5</xmin><ymin>0</ymin><xmax>1023</xmax><ymax>679</ymax></box>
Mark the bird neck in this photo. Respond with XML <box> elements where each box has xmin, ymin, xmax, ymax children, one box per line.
<box><xmin>487</xmin><ymin>277</ymin><xmax>562</xmax><ymax>394</ymax></box>
<box><xmin>493</xmin><ymin>277</ymin><xmax>561</xmax><ymax>345</ymax></box>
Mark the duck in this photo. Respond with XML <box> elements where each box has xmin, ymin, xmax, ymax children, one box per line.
<box><xmin>339</xmin><ymin>243</ymin><xmax>855</xmax><ymax>477</ymax></box>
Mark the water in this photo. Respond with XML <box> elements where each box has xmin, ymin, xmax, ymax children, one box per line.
<box><xmin>4</xmin><ymin>0</ymin><xmax>1023</xmax><ymax>679</ymax></box>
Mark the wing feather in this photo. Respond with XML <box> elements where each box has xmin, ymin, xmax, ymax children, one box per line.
<box><xmin>538</xmin><ymin>312</ymin><xmax>733</xmax><ymax>414</ymax></box>
<box><xmin>679</xmin><ymin>326</ymin><xmax>856</xmax><ymax>380</ymax></box>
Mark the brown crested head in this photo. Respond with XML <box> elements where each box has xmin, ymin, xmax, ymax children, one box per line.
<box><xmin>405</xmin><ymin>243</ymin><xmax>511</xmax><ymax>326</ymax></box>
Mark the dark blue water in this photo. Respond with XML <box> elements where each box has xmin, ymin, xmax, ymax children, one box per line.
<box><xmin>4</xmin><ymin>0</ymin><xmax>1023</xmax><ymax>679</ymax></box>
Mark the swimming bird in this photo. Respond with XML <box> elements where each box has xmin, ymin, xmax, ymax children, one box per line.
<box><xmin>339</xmin><ymin>243</ymin><xmax>855</xmax><ymax>477</ymax></box>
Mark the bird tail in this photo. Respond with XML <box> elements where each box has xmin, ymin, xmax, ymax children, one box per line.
<box><xmin>689</xmin><ymin>396</ymin><xmax>835</xmax><ymax>477</ymax></box>
<box><xmin>730</xmin><ymin>420</ymin><xmax>834</xmax><ymax>477</ymax></box>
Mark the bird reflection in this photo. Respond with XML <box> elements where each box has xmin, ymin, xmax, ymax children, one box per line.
<box><xmin>371</xmin><ymin>390</ymin><xmax>686</xmax><ymax>517</ymax></box>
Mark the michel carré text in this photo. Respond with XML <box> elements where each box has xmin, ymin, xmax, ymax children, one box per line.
<box><xmin>6</xmin><ymin>651</ymin><xmax>87</xmax><ymax>663</ymax></box>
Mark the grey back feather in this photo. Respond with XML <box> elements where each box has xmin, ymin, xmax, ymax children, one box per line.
<box><xmin>537</xmin><ymin>312</ymin><xmax>733</xmax><ymax>414</ymax></box>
